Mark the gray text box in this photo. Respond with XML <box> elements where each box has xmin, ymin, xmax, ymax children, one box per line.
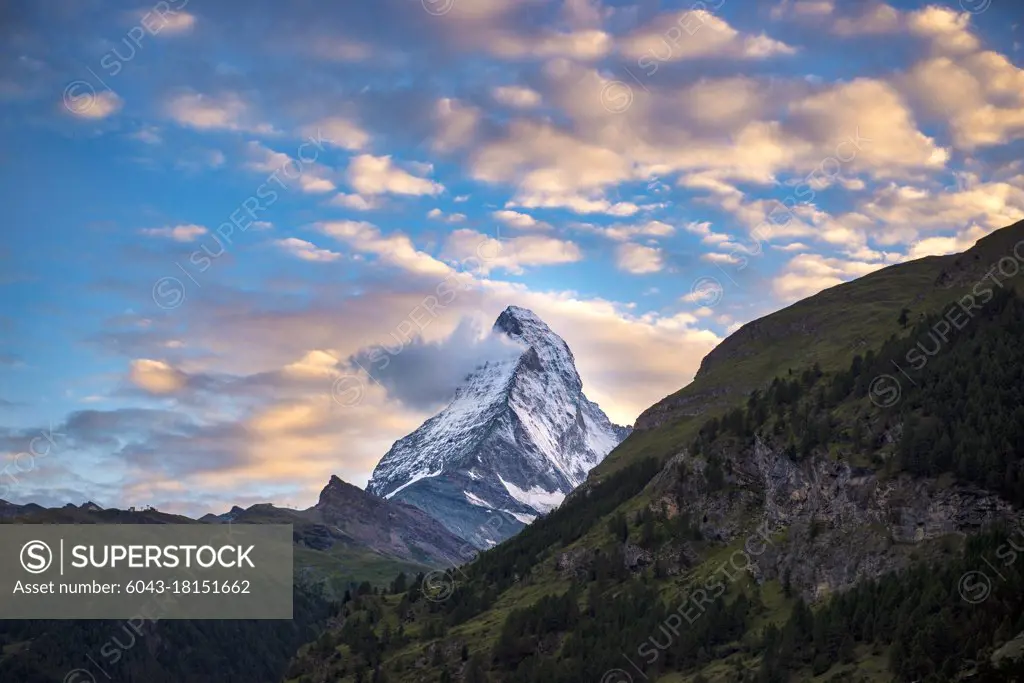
<box><xmin>0</xmin><ymin>524</ymin><xmax>293</xmax><ymax>619</ymax></box>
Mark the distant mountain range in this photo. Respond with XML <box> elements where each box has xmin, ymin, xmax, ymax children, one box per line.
<box><xmin>366</xmin><ymin>305</ymin><xmax>631</xmax><ymax>548</ymax></box>
<box><xmin>1</xmin><ymin>473</ymin><xmax>469</xmax><ymax>593</ymax></box>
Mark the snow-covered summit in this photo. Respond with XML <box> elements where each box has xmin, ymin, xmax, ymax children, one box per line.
<box><xmin>365</xmin><ymin>306</ymin><xmax>631</xmax><ymax>548</ymax></box>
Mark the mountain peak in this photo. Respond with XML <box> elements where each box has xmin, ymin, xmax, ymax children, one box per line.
<box><xmin>318</xmin><ymin>475</ymin><xmax>366</xmax><ymax>506</ymax></box>
<box><xmin>496</xmin><ymin>305</ymin><xmax>543</xmax><ymax>326</ymax></box>
<box><xmin>366</xmin><ymin>305</ymin><xmax>630</xmax><ymax>548</ymax></box>
<box><xmin>494</xmin><ymin>306</ymin><xmax>555</xmax><ymax>344</ymax></box>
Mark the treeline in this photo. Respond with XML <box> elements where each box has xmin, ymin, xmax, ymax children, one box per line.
<box><xmin>492</xmin><ymin>580</ymin><xmax>755</xmax><ymax>682</ymax></box>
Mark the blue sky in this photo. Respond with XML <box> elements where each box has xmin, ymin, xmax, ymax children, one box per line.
<box><xmin>1</xmin><ymin>0</ymin><xmax>1023</xmax><ymax>515</ymax></box>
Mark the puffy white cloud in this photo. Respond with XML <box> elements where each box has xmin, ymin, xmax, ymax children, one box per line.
<box><xmin>129</xmin><ymin>359</ymin><xmax>188</xmax><ymax>394</ymax></box>
<box><xmin>346</xmin><ymin>154</ymin><xmax>444</xmax><ymax>196</ymax></box>
<box><xmin>273</xmin><ymin>237</ymin><xmax>342</xmax><ymax>262</ymax></box>
<box><xmin>245</xmin><ymin>141</ymin><xmax>336</xmax><ymax>194</ymax></box>
<box><xmin>903</xmin><ymin>50</ymin><xmax>1024</xmax><ymax>150</ymax></box>
<box><xmin>165</xmin><ymin>91</ymin><xmax>274</xmax><ymax>134</ymax></box>
<box><xmin>785</xmin><ymin>78</ymin><xmax>949</xmax><ymax>177</ymax></box>
<box><xmin>329</xmin><ymin>193</ymin><xmax>380</xmax><ymax>211</ymax></box>
<box><xmin>443</xmin><ymin>230</ymin><xmax>582</xmax><ymax>274</ymax></box>
<box><xmin>616</xmin><ymin>243</ymin><xmax>664</xmax><ymax>274</ymax></box>
<box><xmin>620</xmin><ymin>10</ymin><xmax>796</xmax><ymax>62</ymax></box>
<box><xmin>856</xmin><ymin>178</ymin><xmax>1024</xmax><ymax>242</ymax></box>
<box><xmin>905</xmin><ymin>223</ymin><xmax>991</xmax><ymax>259</ymax></box>
<box><xmin>580</xmin><ymin>220</ymin><xmax>675</xmax><ymax>242</ymax></box>
<box><xmin>427</xmin><ymin>208</ymin><xmax>466</xmax><ymax>223</ymax></box>
<box><xmin>493</xmin><ymin>210</ymin><xmax>551</xmax><ymax>231</ymax></box>
<box><xmin>318</xmin><ymin>221</ymin><xmax>453</xmax><ymax>276</ymax></box>
<box><xmin>906</xmin><ymin>5</ymin><xmax>979</xmax><ymax>55</ymax></box>
<box><xmin>773</xmin><ymin>253</ymin><xmax>886</xmax><ymax>301</ymax></box>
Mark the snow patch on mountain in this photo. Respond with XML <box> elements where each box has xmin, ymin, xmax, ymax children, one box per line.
<box><xmin>385</xmin><ymin>467</ymin><xmax>443</xmax><ymax>499</ymax></box>
<box><xmin>498</xmin><ymin>475</ymin><xmax>565</xmax><ymax>514</ymax></box>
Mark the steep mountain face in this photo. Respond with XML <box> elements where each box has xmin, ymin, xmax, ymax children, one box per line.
<box><xmin>366</xmin><ymin>305</ymin><xmax>631</xmax><ymax>548</ymax></box>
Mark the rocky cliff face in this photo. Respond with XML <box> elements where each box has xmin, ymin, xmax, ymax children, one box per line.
<box><xmin>366</xmin><ymin>306</ymin><xmax>631</xmax><ymax>548</ymax></box>
<box><xmin>641</xmin><ymin>434</ymin><xmax>1021</xmax><ymax>602</ymax></box>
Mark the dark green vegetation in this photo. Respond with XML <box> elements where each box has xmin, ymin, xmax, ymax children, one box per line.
<box><xmin>0</xmin><ymin>586</ymin><xmax>332</xmax><ymax>683</ymax></box>
<box><xmin>758</xmin><ymin>530</ymin><xmax>1024</xmax><ymax>683</ymax></box>
<box><xmin>286</xmin><ymin>221</ymin><xmax>1024</xmax><ymax>682</ymax></box>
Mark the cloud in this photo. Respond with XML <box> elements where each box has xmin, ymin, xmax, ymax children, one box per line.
<box><xmin>305</xmin><ymin>117</ymin><xmax>370</xmax><ymax>151</ymax></box>
<box><xmin>581</xmin><ymin>220</ymin><xmax>674</xmax><ymax>242</ymax></box>
<box><xmin>66</xmin><ymin>90</ymin><xmax>122</xmax><ymax>119</ymax></box>
<box><xmin>139</xmin><ymin>224</ymin><xmax>208</xmax><ymax>242</ymax></box>
<box><xmin>329</xmin><ymin>193</ymin><xmax>380</xmax><ymax>211</ymax></box>
<box><xmin>785</xmin><ymin>78</ymin><xmax>949</xmax><ymax>176</ymax></box>
<box><xmin>443</xmin><ymin>230</ymin><xmax>582</xmax><ymax>274</ymax></box>
<box><xmin>132</xmin><ymin>126</ymin><xmax>162</xmax><ymax>144</ymax></box>
<box><xmin>511</xmin><ymin>191</ymin><xmax>642</xmax><ymax>216</ymax></box>
<box><xmin>165</xmin><ymin>91</ymin><xmax>274</xmax><ymax>134</ymax></box>
<box><xmin>493</xmin><ymin>210</ymin><xmax>551</xmax><ymax>231</ymax></box>
<box><xmin>902</xmin><ymin>51</ymin><xmax>1024</xmax><ymax>150</ymax></box>
<box><xmin>906</xmin><ymin>5</ymin><xmax>979</xmax><ymax>55</ymax></box>
<box><xmin>346</xmin><ymin>154</ymin><xmax>444</xmax><ymax>196</ymax></box>
<box><xmin>489</xmin><ymin>29</ymin><xmax>611</xmax><ymax>60</ymax></box>
<box><xmin>770</xmin><ymin>0</ymin><xmax>836</xmax><ymax>21</ymax></box>
<box><xmin>905</xmin><ymin>223</ymin><xmax>991</xmax><ymax>259</ymax></box>
<box><xmin>856</xmin><ymin>178</ymin><xmax>1024</xmax><ymax>242</ymax></box>
<box><xmin>492</xmin><ymin>85</ymin><xmax>542</xmax><ymax>108</ymax></box>
<box><xmin>352</xmin><ymin>318</ymin><xmax>525</xmax><ymax>411</ymax></box>
<box><xmin>432</xmin><ymin>98</ymin><xmax>482</xmax><ymax>153</ymax></box>
<box><xmin>428</xmin><ymin>208</ymin><xmax>467</xmax><ymax>224</ymax></box>
<box><xmin>129</xmin><ymin>359</ymin><xmax>188</xmax><ymax>394</ymax></box>
<box><xmin>318</xmin><ymin>221</ymin><xmax>452</xmax><ymax>276</ymax></box>
<box><xmin>773</xmin><ymin>253</ymin><xmax>886</xmax><ymax>301</ymax></box>
<box><xmin>619</xmin><ymin>10</ymin><xmax>797</xmax><ymax>62</ymax></box>
<box><xmin>244</xmin><ymin>141</ymin><xmax>336</xmax><ymax>193</ymax></box>
<box><xmin>273</xmin><ymin>237</ymin><xmax>342</xmax><ymax>262</ymax></box>
<box><xmin>615</xmin><ymin>243</ymin><xmax>664</xmax><ymax>274</ymax></box>
<box><xmin>831</xmin><ymin>2</ymin><xmax>901</xmax><ymax>36</ymax></box>
<box><xmin>139</xmin><ymin>8</ymin><xmax>197</xmax><ymax>34</ymax></box>
<box><xmin>470</xmin><ymin>118</ymin><xmax>633</xmax><ymax>195</ymax></box>
<box><xmin>770</xmin><ymin>0</ymin><xmax>899</xmax><ymax>36</ymax></box>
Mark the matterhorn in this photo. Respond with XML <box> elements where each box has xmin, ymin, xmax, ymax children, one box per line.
<box><xmin>366</xmin><ymin>306</ymin><xmax>631</xmax><ymax>548</ymax></box>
